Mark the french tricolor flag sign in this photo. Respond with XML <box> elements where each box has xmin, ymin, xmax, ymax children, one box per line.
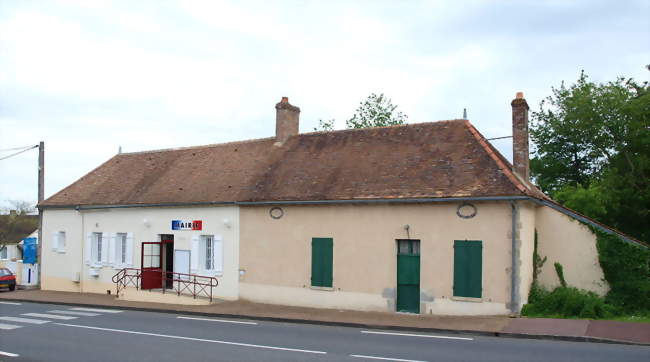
<box><xmin>171</xmin><ymin>220</ymin><xmax>203</xmax><ymax>230</ymax></box>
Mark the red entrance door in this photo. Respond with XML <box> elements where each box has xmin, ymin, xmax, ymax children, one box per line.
<box><xmin>141</xmin><ymin>242</ymin><xmax>162</xmax><ymax>290</ymax></box>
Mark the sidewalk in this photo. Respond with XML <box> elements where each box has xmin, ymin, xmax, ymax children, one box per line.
<box><xmin>1</xmin><ymin>290</ymin><xmax>648</xmax><ymax>345</ymax></box>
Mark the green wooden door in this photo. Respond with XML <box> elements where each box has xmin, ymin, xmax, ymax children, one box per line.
<box><xmin>396</xmin><ymin>239</ymin><xmax>420</xmax><ymax>313</ymax></box>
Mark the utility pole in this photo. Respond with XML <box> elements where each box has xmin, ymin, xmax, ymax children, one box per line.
<box><xmin>37</xmin><ymin>141</ymin><xmax>44</xmax><ymax>289</ymax></box>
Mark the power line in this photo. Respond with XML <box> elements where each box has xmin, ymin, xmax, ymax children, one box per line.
<box><xmin>486</xmin><ymin>136</ymin><xmax>513</xmax><ymax>141</ymax></box>
<box><xmin>0</xmin><ymin>145</ymin><xmax>38</xmax><ymax>161</ymax></box>
<box><xmin>0</xmin><ymin>145</ymin><xmax>38</xmax><ymax>152</ymax></box>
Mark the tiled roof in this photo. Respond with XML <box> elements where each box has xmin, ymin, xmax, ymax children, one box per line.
<box><xmin>40</xmin><ymin>119</ymin><xmax>546</xmax><ymax>206</ymax></box>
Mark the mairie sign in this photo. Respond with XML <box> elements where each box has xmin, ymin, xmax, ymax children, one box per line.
<box><xmin>171</xmin><ymin>220</ymin><xmax>202</xmax><ymax>231</ymax></box>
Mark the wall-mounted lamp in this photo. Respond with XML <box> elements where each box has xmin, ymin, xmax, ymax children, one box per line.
<box><xmin>223</xmin><ymin>218</ymin><xmax>232</xmax><ymax>229</ymax></box>
<box><xmin>404</xmin><ymin>224</ymin><xmax>411</xmax><ymax>239</ymax></box>
<box><xmin>143</xmin><ymin>219</ymin><xmax>151</xmax><ymax>228</ymax></box>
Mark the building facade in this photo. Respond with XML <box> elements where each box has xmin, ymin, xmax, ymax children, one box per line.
<box><xmin>38</xmin><ymin>95</ymin><xmax>641</xmax><ymax>314</ymax></box>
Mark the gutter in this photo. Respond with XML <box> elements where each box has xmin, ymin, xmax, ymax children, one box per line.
<box><xmin>39</xmin><ymin>195</ymin><xmax>645</xmax><ymax>247</ymax></box>
<box><xmin>526</xmin><ymin>199</ymin><xmax>644</xmax><ymax>247</ymax></box>
<box><xmin>510</xmin><ymin>201</ymin><xmax>520</xmax><ymax>314</ymax></box>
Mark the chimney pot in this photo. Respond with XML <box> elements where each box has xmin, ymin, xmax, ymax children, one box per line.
<box><xmin>275</xmin><ymin>97</ymin><xmax>300</xmax><ymax>144</ymax></box>
<box><xmin>511</xmin><ymin>92</ymin><xmax>530</xmax><ymax>180</ymax></box>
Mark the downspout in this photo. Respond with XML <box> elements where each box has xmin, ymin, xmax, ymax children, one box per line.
<box><xmin>510</xmin><ymin>201</ymin><xmax>520</xmax><ymax>314</ymax></box>
<box><xmin>80</xmin><ymin>209</ymin><xmax>85</xmax><ymax>293</ymax></box>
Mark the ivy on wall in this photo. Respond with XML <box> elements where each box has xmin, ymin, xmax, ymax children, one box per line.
<box><xmin>593</xmin><ymin>229</ymin><xmax>650</xmax><ymax>313</ymax></box>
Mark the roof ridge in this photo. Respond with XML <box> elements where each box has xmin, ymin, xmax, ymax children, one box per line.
<box><xmin>300</xmin><ymin>119</ymin><xmax>465</xmax><ymax>137</ymax></box>
<box><xmin>120</xmin><ymin>136</ymin><xmax>276</xmax><ymax>155</ymax></box>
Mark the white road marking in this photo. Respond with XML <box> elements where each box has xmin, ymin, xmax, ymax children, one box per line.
<box><xmin>0</xmin><ymin>323</ymin><xmax>21</xmax><ymax>330</ymax></box>
<box><xmin>0</xmin><ymin>316</ymin><xmax>49</xmax><ymax>324</ymax></box>
<box><xmin>0</xmin><ymin>301</ymin><xmax>21</xmax><ymax>305</ymax></box>
<box><xmin>350</xmin><ymin>354</ymin><xmax>427</xmax><ymax>362</ymax></box>
<box><xmin>0</xmin><ymin>350</ymin><xmax>19</xmax><ymax>357</ymax></box>
<box><xmin>49</xmin><ymin>310</ymin><xmax>100</xmax><ymax>317</ymax></box>
<box><xmin>69</xmin><ymin>307</ymin><xmax>122</xmax><ymax>313</ymax></box>
<box><xmin>55</xmin><ymin>323</ymin><xmax>327</xmax><ymax>355</ymax></box>
<box><xmin>177</xmin><ymin>316</ymin><xmax>258</xmax><ymax>325</ymax></box>
<box><xmin>361</xmin><ymin>330</ymin><xmax>473</xmax><ymax>341</ymax></box>
<box><xmin>21</xmin><ymin>313</ymin><xmax>78</xmax><ymax>320</ymax></box>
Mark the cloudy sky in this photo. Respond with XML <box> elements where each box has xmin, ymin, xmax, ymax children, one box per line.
<box><xmin>1</xmin><ymin>0</ymin><xmax>648</xmax><ymax>209</ymax></box>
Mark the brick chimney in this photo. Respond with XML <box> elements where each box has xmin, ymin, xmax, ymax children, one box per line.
<box><xmin>275</xmin><ymin>97</ymin><xmax>300</xmax><ymax>144</ymax></box>
<box><xmin>511</xmin><ymin>92</ymin><xmax>530</xmax><ymax>180</ymax></box>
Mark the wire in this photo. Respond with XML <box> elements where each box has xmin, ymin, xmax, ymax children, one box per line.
<box><xmin>486</xmin><ymin>136</ymin><xmax>513</xmax><ymax>141</ymax></box>
<box><xmin>0</xmin><ymin>145</ymin><xmax>38</xmax><ymax>152</ymax></box>
<box><xmin>0</xmin><ymin>145</ymin><xmax>38</xmax><ymax>161</ymax></box>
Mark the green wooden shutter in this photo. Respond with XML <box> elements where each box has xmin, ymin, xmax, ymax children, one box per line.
<box><xmin>453</xmin><ymin>240</ymin><xmax>482</xmax><ymax>298</ymax></box>
<box><xmin>311</xmin><ymin>238</ymin><xmax>333</xmax><ymax>287</ymax></box>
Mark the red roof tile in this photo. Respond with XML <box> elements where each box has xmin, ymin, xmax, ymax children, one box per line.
<box><xmin>40</xmin><ymin>119</ymin><xmax>545</xmax><ymax>206</ymax></box>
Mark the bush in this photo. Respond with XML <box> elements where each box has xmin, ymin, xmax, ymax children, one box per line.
<box><xmin>522</xmin><ymin>286</ymin><xmax>615</xmax><ymax>319</ymax></box>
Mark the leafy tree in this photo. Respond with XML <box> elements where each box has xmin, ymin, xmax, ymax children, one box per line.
<box><xmin>346</xmin><ymin>93</ymin><xmax>407</xmax><ymax>129</ymax></box>
<box><xmin>530</xmin><ymin>69</ymin><xmax>649</xmax><ymax>242</ymax></box>
<box><xmin>313</xmin><ymin>119</ymin><xmax>335</xmax><ymax>132</ymax></box>
<box><xmin>314</xmin><ymin>93</ymin><xmax>407</xmax><ymax>131</ymax></box>
<box><xmin>0</xmin><ymin>200</ymin><xmax>38</xmax><ymax>258</ymax></box>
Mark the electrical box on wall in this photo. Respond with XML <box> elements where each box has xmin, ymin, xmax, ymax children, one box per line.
<box><xmin>72</xmin><ymin>272</ymin><xmax>80</xmax><ymax>282</ymax></box>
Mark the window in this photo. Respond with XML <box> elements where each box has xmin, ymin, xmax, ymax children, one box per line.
<box><xmin>201</xmin><ymin>235</ymin><xmax>214</xmax><ymax>270</ymax></box>
<box><xmin>191</xmin><ymin>235</ymin><xmax>223</xmax><ymax>275</ymax></box>
<box><xmin>311</xmin><ymin>237</ymin><xmax>333</xmax><ymax>288</ymax></box>
<box><xmin>0</xmin><ymin>247</ymin><xmax>7</xmax><ymax>259</ymax></box>
<box><xmin>205</xmin><ymin>236</ymin><xmax>213</xmax><ymax>270</ymax></box>
<box><xmin>453</xmin><ymin>240</ymin><xmax>483</xmax><ymax>298</ymax></box>
<box><xmin>91</xmin><ymin>232</ymin><xmax>102</xmax><ymax>264</ymax></box>
<box><xmin>52</xmin><ymin>231</ymin><xmax>66</xmax><ymax>253</ymax></box>
<box><xmin>397</xmin><ymin>239</ymin><xmax>420</xmax><ymax>256</ymax></box>
<box><xmin>57</xmin><ymin>232</ymin><xmax>66</xmax><ymax>253</ymax></box>
<box><xmin>114</xmin><ymin>233</ymin><xmax>127</xmax><ymax>266</ymax></box>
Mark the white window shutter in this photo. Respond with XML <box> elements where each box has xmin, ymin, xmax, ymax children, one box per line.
<box><xmin>214</xmin><ymin>236</ymin><xmax>223</xmax><ymax>275</ymax></box>
<box><xmin>126</xmin><ymin>233</ymin><xmax>134</xmax><ymax>267</ymax></box>
<box><xmin>85</xmin><ymin>233</ymin><xmax>92</xmax><ymax>265</ymax></box>
<box><xmin>101</xmin><ymin>233</ymin><xmax>109</xmax><ymax>265</ymax></box>
<box><xmin>58</xmin><ymin>232</ymin><xmax>66</xmax><ymax>253</ymax></box>
<box><xmin>191</xmin><ymin>235</ymin><xmax>199</xmax><ymax>274</ymax></box>
<box><xmin>108</xmin><ymin>233</ymin><xmax>116</xmax><ymax>266</ymax></box>
<box><xmin>52</xmin><ymin>232</ymin><xmax>59</xmax><ymax>251</ymax></box>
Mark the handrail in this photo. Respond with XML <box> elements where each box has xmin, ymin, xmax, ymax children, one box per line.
<box><xmin>111</xmin><ymin>268</ymin><xmax>218</xmax><ymax>301</ymax></box>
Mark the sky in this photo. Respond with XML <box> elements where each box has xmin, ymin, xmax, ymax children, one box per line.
<box><xmin>0</xmin><ymin>0</ymin><xmax>648</xmax><ymax>210</ymax></box>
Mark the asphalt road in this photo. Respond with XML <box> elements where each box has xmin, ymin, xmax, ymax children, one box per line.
<box><xmin>0</xmin><ymin>301</ymin><xmax>648</xmax><ymax>362</ymax></box>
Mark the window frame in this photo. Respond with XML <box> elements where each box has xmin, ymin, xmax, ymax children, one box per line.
<box><xmin>91</xmin><ymin>232</ymin><xmax>102</xmax><ymax>265</ymax></box>
<box><xmin>57</xmin><ymin>231</ymin><xmax>66</xmax><ymax>253</ymax></box>
<box><xmin>201</xmin><ymin>235</ymin><xmax>215</xmax><ymax>272</ymax></box>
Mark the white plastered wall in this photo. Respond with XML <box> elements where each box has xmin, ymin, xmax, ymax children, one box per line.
<box><xmin>240</xmin><ymin>202</ymin><xmax>517</xmax><ymax>315</ymax></box>
<box><xmin>41</xmin><ymin>206</ymin><xmax>240</xmax><ymax>300</ymax></box>
<box><xmin>535</xmin><ymin>206</ymin><xmax>609</xmax><ymax>296</ymax></box>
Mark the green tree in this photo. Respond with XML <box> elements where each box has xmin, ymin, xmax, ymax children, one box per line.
<box><xmin>530</xmin><ymin>69</ymin><xmax>650</xmax><ymax>242</ymax></box>
<box><xmin>314</xmin><ymin>93</ymin><xmax>407</xmax><ymax>131</ymax></box>
<box><xmin>313</xmin><ymin>119</ymin><xmax>335</xmax><ymax>132</ymax></box>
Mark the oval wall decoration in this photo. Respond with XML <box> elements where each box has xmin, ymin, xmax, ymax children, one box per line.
<box><xmin>456</xmin><ymin>203</ymin><xmax>477</xmax><ymax>219</ymax></box>
<box><xmin>269</xmin><ymin>207</ymin><xmax>284</xmax><ymax>219</ymax></box>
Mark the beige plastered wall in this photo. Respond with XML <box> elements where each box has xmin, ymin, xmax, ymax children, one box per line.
<box><xmin>239</xmin><ymin>202</ymin><xmax>521</xmax><ymax>315</ymax></box>
<box><xmin>41</xmin><ymin>206</ymin><xmax>240</xmax><ymax>301</ymax></box>
<box><xmin>535</xmin><ymin>206</ymin><xmax>608</xmax><ymax>296</ymax></box>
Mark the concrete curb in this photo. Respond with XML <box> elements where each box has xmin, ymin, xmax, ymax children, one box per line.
<box><xmin>3</xmin><ymin>297</ymin><xmax>648</xmax><ymax>346</ymax></box>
